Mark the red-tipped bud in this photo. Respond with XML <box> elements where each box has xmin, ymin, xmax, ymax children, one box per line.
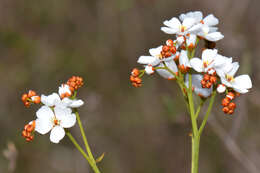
<box><xmin>227</xmin><ymin>109</ymin><xmax>234</xmax><ymax>115</ymax></box>
<box><xmin>222</xmin><ymin>107</ymin><xmax>229</xmax><ymax>114</ymax></box>
<box><xmin>227</xmin><ymin>92</ymin><xmax>235</xmax><ymax>100</ymax></box>
<box><xmin>205</xmin><ymin>82</ymin><xmax>212</xmax><ymax>88</ymax></box>
<box><xmin>33</xmin><ymin>96</ymin><xmax>41</xmax><ymax>104</ymax></box>
<box><xmin>21</xmin><ymin>94</ymin><xmax>28</xmax><ymax>102</ymax></box>
<box><xmin>28</xmin><ymin>90</ymin><xmax>36</xmax><ymax>98</ymax></box>
<box><xmin>166</xmin><ymin>39</ymin><xmax>173</xmax><ymax>46</ymax></box>
<box><xmin>228</xmin><ymin>102</ymin><xmax>236</xmax><ymax>110</ymax></box>
<box><xmin>203</xmin><ymin>74</ymin><xmax>210</xmax><ymax>81</ymax></box>
<box><xmin>209</xmin><ymin>76</ymin><xmax>217</xmax><ymax>84</ymax></box>
<box><xmin>162</xmin><ymin>45</ymin><xmax>170</xmax><ymax>52</ymax></box>
<box><xmin>170</xmin><ymin>46</ymin><xmax>176</xmax><ymax>54</ymax></box>
<box><xmin>222</xmin><ymin>98</ymin><xmax>230</xmax><ymax>107</ymax></box>
<box><xmin>165</xmin><ymin>52</ymin><xmax>172</xmax><ymax>57</ymax></box>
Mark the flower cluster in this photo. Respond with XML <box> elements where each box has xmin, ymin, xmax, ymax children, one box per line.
<box><xmin>130</xmin><ymin>11</ymin><xmax>252</xmax><ymax>115</ymax></box>
<box><xmin>21</xmin><ymin>76</ymin><xmax>84</xmax><ymax>143</ymax></box>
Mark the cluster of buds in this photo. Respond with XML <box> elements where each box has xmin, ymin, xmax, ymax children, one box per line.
<box><xmin>160</xmin><ymin>39</ymin><xmax>177</xmax><ymax>59</ymax></box>
<box><xmin>221</xmin><ymin>92</ymin><xmax>238</xmax><ymax>115</ymax></box>
<box><xmin>21</xmin><ymin>90</ymin><xmax>41</xmax><ymax>107</ymax></box>
<box><xmin>22</xmin><ymin>121</ymin><xmax>35</xmax><ymax>142</ymax></box>
<box><xmin>201</xmin><ymin>71</ymin><xmax>217</xmax><ymax>89</ymax></box>
<box><xmin>130</xmin><ymin>68</ymin><xmax>142</xmax><ymax>87</ymax></box>
<box><xmin>67</xmin><ymin>76</ymin><xmax>84</xmax><ymax>91</ymax></box>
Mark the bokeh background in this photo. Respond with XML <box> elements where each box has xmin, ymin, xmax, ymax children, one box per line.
<box><xmin>0</xmin><ymin>0</ymin><xmax>260</xmax><ymax>172</ymax></box>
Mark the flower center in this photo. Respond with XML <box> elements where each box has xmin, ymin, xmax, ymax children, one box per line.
<box><xmin>203</xmin><ymin>60</ymin><xmax>214</xmax><ymax>68</ymax></box>
<box><xmin>52</xmin><ymin>117</ymin><xmax>60</xmax><ymax>126</ymax></box>
<box><xmin>225</xmin><ymin>74</ymin><xmax>234</xmax><ymax>82</ymax></box>
<box><xmin>180</xmin><ymin>25</ymin><xmax>187</xmax><ymax>32</ymax></box>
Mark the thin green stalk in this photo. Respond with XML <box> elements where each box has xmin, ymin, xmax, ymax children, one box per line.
<box><xmin>66</xmin><ymin>132</ymin><xmax>101</xmax><ymax>173</ymax></box>
<box><xmin>187</xmin><ymin>74</ymin><xmax>198</xmax><ymax>136</ymax></box>
<box><xmin>195</xmin><ymin>99</ymin><xmax>205</xmax><ymax>119</ymax></box>
<box><xmin>75</xmin><ymin>110</ymin><xmax>101</xmax><ymax>173</ymax></box>
<box><xmin>191</xmin><ymin>136</ymin><xmax>200</xmax><ymax>173</ymax></box>
<box><xmin>199</xmin><ymin>90</ymin><xmax>217</xmax><ymax>135</ymax></box>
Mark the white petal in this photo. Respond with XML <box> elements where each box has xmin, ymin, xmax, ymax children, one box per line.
<box><xmin>182</xmin><ymin>18</ymin><xmax>196</xmax><ymax>29</ymax></box>
<box><xmin>161</xmin><ymin>27</ymin><xmax>178</xmax><ymax>34</ymax></box>
<box><xmin>59</xmin><ymin>113</ymin><xmax>77</xmax><ymax>128</ymax></box>
<box><xmin>50</xmin><ymin>126</ymin><xmax>65</xmax><ymax>143</ymax></box>
<box><xmin>188</xmin><ymin>23</ymin><xmax>203</xmax><ymax>33</ymax></box>
<box><xmin>35</xmin><ymin>118</ymin><xmax>53</xmax><ymax>135</ymax></box>
<box><xmin>58</xmin><ymin>84</ymin><xmax>71</xmax><ymax>97</ymax></box>
<box><xmin>220</xmin><ymin>76</ymin><xmax>233</xmax><ymax>87</ymax></box>
<box><xmin>185</xmin><ymin>74</ymin><xmax>212</xmax><ymax>97</ymax></box>
<box><xmin>54</xmin><ymin>106</ymin><xmax>72</xmax><ymax>120</ymax></box>
<box><xmin>233</xmin><ymin>75</ymin><xmax>252</xmax><ymax>89</ymax></box>
<box><xmin>137</xmin><ymin>56</ymin><xmax>158</xmax><ymax>65</ymax></box>
<box><xmin>203</xmin><ymin>14</ymin><xmax>219</xmax><ymax>26</ymax></box>
<box><xmin>149</xmin><ymin>46</ymin><xmax>162</xmax><ymax>57</ymax></box>
<box><xmin>41</xmin><ymin>93</ymin><xmax>61</xmax><ymax>107</ymax></box>
<box><xmin>36</xmin><ymin>106</ymin><xmax>55</xmax><ymax>119</ymax></box>
<box><xmin>156</xmin><ymin>63</ymin><xmax>175</xmax><ymax>79</ymax></box>
<box><xmin>233</xmin><ymin>88</ymin><xmax>249</xmax><ymax>94</ymax></box>
<box><xmin>179</xmin><ymin>50</ymin><xmax>191</xmax><ymax>67</ymax></box>
<box><xmin>204</xmin><ymin>32</ymin><xmax>224</xmax><ymax>41</ymax></box>
<box><xmin>166</xmin><ymin>60</ymin><xmax>178</xmax><ymax>73</ymax></box>
<box><xmin>179</xmin><ymin>11</ymin><xmax>203</xmax><ymax>22</ymax></box>
<box><xmin>187</xmin><ymin>34</ymin><xmax>197</xmax><ymax>46</ymax></box>
<box><xmin>145</xmin><ymin>65</ymin><xmax>154</xmax><ymax>75</ymax></box>
<box><xmin>163</xmin><ymin>17</ymin><xmax>181</xmax><ymax>29</ymax></box>
<box><xmin>202</xmin><ymin>49</ymin><xmax>218</xmax><ymax>63</ymax></box>
<box><xmin>190</xmin><ymin>58</ymin><xmax>203</xmax><ymax>72</ymax></box>
<box><xmin>217</xmin><ymin>84</ymin><xmax>226</xmax><ymax>93</ymax></box>
<box><xmin>69</xmin><ymin>99</ymin><xmax>84</xmax><ymax>108</ymax></box>
<box><xmin>228</xmin><ymin>62</ymin><xmax>239</xmax><ymax>76</ymax></box>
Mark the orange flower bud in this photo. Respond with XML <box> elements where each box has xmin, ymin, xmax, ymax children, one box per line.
<box><xmin>205</xmin><ymin>82</ymin><xmax>212</xmax><ymax>88</ymax></box>
<box><xmin>162</xmin><ymin>45</ymin><xmax>170</xmax><ymax>52</ymax></box>
<box><xmin>227</xmin><ymin>109</ymin><xmax>234</xmax><ymax>115</ymax></box>
<box><xmin>165</xmin><ymin>52</ymin><xmax>172</xmax><ymax>57</ymax></box>
<box><xmin>222</xmin><ymin>107</ymin><xmax>229</xmax><ymax>114</ymax></box>
<box><xmin>166</xmin><ymin>39</ymin><xmax>173</xmax><ymax>46</ymax></box>
<box><xmin>21</xmin><ymin>93</ymin><xmax>28</xmax><ymax>102</ymax></box>
<box><xmin>209</xmin><ymin>76</ymin><xmax>217</xmax><ymax>84</ymax></box>
<box><xmin>170</xmin><ymin>46</ymin><xmax>176</xmax><ymax>54</ymax></box>
<box><xmin>228</xmin><ymin>102</ymin><xmax>236</xmax><ymax>110</ymax></box>
<box><xmin>24</xmin><ymin>101</ymin><xmax>30</xmax><ymax>108</ymax></box>
<box><xmin>222</xmin><ymin>98</ymin><xmax>230</xmax><ymax>107</ymax></box>
<box><xmin>203</xmin><ymin>74</ymin><xmax>210</xmax><ymax>81</ymax></box>
<box><xmin>227</xmin><ymin>92</ymin><xmax>235</xmax><ymax>100</ymax></box>
<box><xmin>28</xmin><ymin>90</ymin><xmax>36</xmax><ymax>98</ymax></box>
<box><xmin>131</xmin><ymin>68</ymin><xmax>140</xmax><ymax>77</ymax></box>
<box><xmin>33</xmin><ymin>96</ymin><xmax>41</xmax><ymax>104</ymax></box>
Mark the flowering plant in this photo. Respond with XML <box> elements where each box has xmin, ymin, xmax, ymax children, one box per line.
<box><xmin>130</xmin><ymin>11</ymin><xmax>252</xmax><ymax>173</ymax></box>
<box><xmin>21</xmin><ymin>76</ymin><xmax>102</xmax><ymax>173</ymax></box>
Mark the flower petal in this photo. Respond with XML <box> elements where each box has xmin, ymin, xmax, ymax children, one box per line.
<box><xmin>182</xmin><ymin>17</ymin><xmax>196</xmax><ymax>29</ymax></box>
<box><xmin>233</xmin><ymin>75</ymin><xmax>252</xmax><ymax>90</ymax></box>
<box><xmin>50</xmin><ymin>126</ymin><xmax>65</xmax><ymax>143</ymax></box>
<box><xmin>69</xmin><ymin>99</ymin><xmax>84</xmax><ymax>108</ymax></box>
<box><xmin>54</xmin><ymin>106</ymin><xmax>72</xmax><ymax>120</ymax></box>
<box><xmin>36</xmin><ymin>106</ymin><xmax>55</xmax><ymax>119</ymax></box>
<box><xmin>204</xmin><ymin>32</ymin><xmax>224</xmax><ymax>41</ymax></box>
<box><xmin>59</xmin><ymin>113</ymin><xmax>77</xmax><ymax>128</ymax></box>
<box><xmin>202</xmin><ymin>49</ymin><xmax>218</xmax><ymax>63</ymax></box>
<box><xmin>203</xmin><ymin>14</ymin><xmax>219</xmax><ymax>26</ymax></box>
<box><xmin>161</xmin><ymin>27</ymin><xmax>178</xmax><ymax>34</ymax></box>
<box><xmin>35</xmin><ymin>118</ymin><xmax>53</xmax><ymax>135</ymax></box>
<box><xmin>163</xmin><ymin>17</ymin><xmax>181</xmax><ymax>29</ymax></box>
<box><xmin>190</xmin><ymin>58</ymin><xmax>203</xmax><ymax>72</ymax></box>
<box><xmin>41</xmin><ymin>93</ymin><xmax>60</xmax><ymax>107</ymax></box>
<box><xmin>149</xmin><ymin>46</ymin><xmax>163</xmax><ymax>57</ymax></box>
<box><xmin>137</xmin><ymin>56</ymin><xmax>158</xmax><ymax>65</ymax></box>
<box><xmin>179</xmin><ymin>50</ymin><xmax>191</xmax><ymax>67</ymax></box>
<box><xmin>229</xmin><ymin>62</ymin><xmax>239</xmax><ymax>76</ymax></box>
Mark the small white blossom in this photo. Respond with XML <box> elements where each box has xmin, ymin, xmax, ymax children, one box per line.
<box><xmin>218</xmin><ymin>62</ymin><xmax>252</xmax><ymax>93</ymax></box>
<box><xmin>145</xmin><ymin>65</ymin><xmax>154</xmax><ymax>75</ymax></box>
<box><xmin>179</xmin><ymin>50</ymin><xmax>191</xmax><ymax>68</ymax></box>
<box><xmin>217</xmin><ymin>84</ymin><xmax>226</xmax><ymax>93</ymax></box>
<box><xmin>137</xmin><ymin>45</ymin><xmax>178</xmax><ymax>79</ymax></box>
<box><xmin>41</xmin><ymin>93</ymin><xmax>60</xmax><ymax>107</ymax></box>
<box><xmin>185</xmin><ymin>74</ymin><xmax>213</xmax><ymax>98</ymax></box>
<box><xmin>161</xmin><ymin>16</ymin><xmax>202</xmax><ymax>36</ymax></box>
<box><xmin>59</xmin><ymin>84</ymin><xmax>72</xmax><ymax>97</ymax></box>
<box><xmin>35</xmin><ymin>106</ymin><xmax>76</xmax><ymax>143</ymax></box>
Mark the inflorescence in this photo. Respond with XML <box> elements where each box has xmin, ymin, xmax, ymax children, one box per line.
<box><xmin>21</xmin><ymin>76</ymin><xmax>84</xmax><ymax>143</ymax></box>
<box><xmin>130</xmin><ymin>11</ymin><xmax>252</xmax><ymax>115</ymax></box>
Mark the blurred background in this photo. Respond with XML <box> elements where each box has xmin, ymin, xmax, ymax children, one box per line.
<box><xmin>0</xmin><ymin>0</ymin><xmax>260</xmax><ymax>172</ymax></box>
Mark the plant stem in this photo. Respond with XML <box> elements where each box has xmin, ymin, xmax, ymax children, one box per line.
<box><xmin>199</xmin><ymin>90</ymin><xmax>217</xmax><ymax>135</ymax></box>
<box><xmin>195</xmin><ymin>99</ymin><xmax>205</xmax><ymax>119</ymax></box>
<box><xmin>66</xmin><ymin>132</ymin><xmax>100</xmax><ymax>173</ymax></box>
<box><xmin>75</xmin><ymin>110</ymin><xmax>101</xmax><ymax>173</ymax></box>
<box><xmin>191</xmin><ymin>135</ymin><xmax>200</xmax><ymax>173</ymax></box>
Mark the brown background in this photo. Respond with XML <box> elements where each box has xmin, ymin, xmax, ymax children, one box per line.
<box><xmin>0</xmin><ymin>0</ymin><xmax>259</xmax><ymax>172</ymax></box>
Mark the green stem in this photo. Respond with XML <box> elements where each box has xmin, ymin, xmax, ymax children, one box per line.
<box><xmin>195</xmin><ymin>99</ymin><xmax>205</xmax><ymax>119</ymax></box>
<box><xmin>191</xmin><ymin>135</ymin><xmax>200</xmax><ymax>173</ymax></box>
<box><xmin>187</xmin><ymin>74</ymin><xmax>198</xmax><ymax>136</ymax></box>
<box><xmin>75</xmin><ymin>111</ymin><xmax>101</xmax><ymax>173</ymax></box>
<box><xmin>66</xmin><ymin>132</ymin><xmax>100</xmax><ymax>173</ymax></box>
<box><xmin>199</xmin><ymin>90</ymin><xmax>217</xmax><ymax>135</ymax></box>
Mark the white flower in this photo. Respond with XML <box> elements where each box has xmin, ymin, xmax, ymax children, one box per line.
<box><xmin>217</xmin><ymin>84</ymin><xmax>226</xmax><ymax>93</ymax></box>
<box><xmin>179</xmin><ymin>11</ymin><xmax>203</xmax><ymax>23</ymax></box>
<box><xmin>179</xmin><ymin>50</ymin><xmax>191</xmax><ymax>68</ymax></box>
<box><xmin>218</xmin><ymin>62</ymin><xmax>252</xmax><ymax>93</ymax></box>
<box><xmin>41</xmin><ymin>93</ymin><xmax>60</xmax><ymax>107</ymax></box>
<box><xmin>35</xmin><ymin>106</ymin><xmax>76</xmax><ymax>143</ymax></box>
<box><xmin>190</xmin><ymin>49</ymin><xmax>218</xmax><ymax>73</ymax></box>
<box><xmin>145</xmin><ymin>65</ymin><xmax>154</xmax><ymax>75</ymax></box>
<box><xmin>197</xmin><ymin>14</ymin><xmax>224</xmax><ymax>41</ymax></box>
<box><xmin>186</xmin><ymin>34</ymin><xmax>197</xmax><ymax>48</ymax></box>
<box><xmin>137</xmin><ymin>45</ymin><xmax>178</xmax><ymax>79</ymax></box>
<box><xmin>42</xmin><ymin>93</ymin><xmax>84</xmax><ymax>108</ymax></box>
<box><xmin>161</xmin><ymin>16</ymin><xmax>202</xmax><ymax>36</ymax></box>
<box><xmin>185</xmin><ymin>74</ymin><xmax>213</xmax><ymax>98</ymax></box>
<box><xmin>59</xmin><ymin>84</ymin><xmax>72</xmax><ymax>97</ymax></box>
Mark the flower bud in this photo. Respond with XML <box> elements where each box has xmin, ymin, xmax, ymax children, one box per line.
<box><xmin>222</xmin><ymin>98</ymin><xmax>230</xmax><ymax>107</ymax></box>
<box><xmin>217</xmin><ymin>84</ymin><xmax>226</xmax><ymax>93</ymax></box>
<box><xmin>228</xmin><ymin>102</ymin><xmax>236</xmax><ymax>110</ymax></box>
<box><xmin>222</xmin><ymin>107</ymin><xmax>229</xmax><ymax>114</ymax></box>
